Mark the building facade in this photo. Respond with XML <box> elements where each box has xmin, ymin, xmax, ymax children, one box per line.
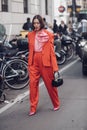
<box><xmin>53</xmin><ymin>0</ymin><xmax>69</xmax><ymax>25</ymax></box>
<box><xmin>67</xmin><ymin>0</ymin><xmax>87</xmax><ymax>11</ymax></box>
<box><xmin>1</xmin><ymin>0</ymin><xmax>86</xmax><ymax>36</ymax></box>
<box><xmin>0</xmin><ymin>0</ymin><xmax>53</xmax><ymax>35</ymax></box>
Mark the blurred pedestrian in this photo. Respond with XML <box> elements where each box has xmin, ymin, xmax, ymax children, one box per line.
<box><xmin>68</xmin><ymin>20</ymin><xmax>72</xmax><ymax>29</ymax></box>
<box><xmin>47</xmin><ymin>23</ymin><xmax>53</xmax><ymax>33</ymax></box>
<box><xmin>59</xmin><ymin>20</ymin><xmax>67</xmax><ymax>34</ymax></box>
<box><xmin>53</xmin><ymin>19</ymin><xmax>59</xmax><ymax>33</ymax></box>
<box><xmin>22</xmin><ymin>17</ymin><xmax>32</xmax><ymax>31</ymax></box>
<box><xmin>43</xmin><ymin>17</ymin><xmax>48</xmax><ymax>29</ymax></box>
<box><xmin>67</xmin><ymin>20</ymin><xmax>73</xmax><ymax>35</ymax></box>
<box><xmin>28</xmin><ymin>14</ymin><xmax>60</xmax><ymax>116</ymax></box>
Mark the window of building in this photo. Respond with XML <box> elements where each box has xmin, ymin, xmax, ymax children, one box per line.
<box><xmin>1</xmin><ymin>0</ymin><xmax>8</xmax><ymax>12</ymax></box>
<box><xmin>45</xmin><ymin>0</ymin><xmax>48</xmax><ymax>15</ymax></box>
<box><xmin>23</xmin><ymin>0</ymin><xmax>28</xmax><ymax>13</ymax></box>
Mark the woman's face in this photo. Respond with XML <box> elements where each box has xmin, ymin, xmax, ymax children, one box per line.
<box><xmin>33</xmin><ymin>18</ymin><xmax>40</xmax><ymax>31</ymax></box>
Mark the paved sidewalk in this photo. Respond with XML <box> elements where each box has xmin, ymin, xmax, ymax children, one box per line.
<box><xmin>0</xmin><ymin>86</ymin><xmax>28</xmax><ymax>108</ymax></box>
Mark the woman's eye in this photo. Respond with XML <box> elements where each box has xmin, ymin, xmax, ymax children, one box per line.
<box><xmin>34</xmin><ymin>22</ymin><xmax>40</xmax><ymax>24</ymax></box>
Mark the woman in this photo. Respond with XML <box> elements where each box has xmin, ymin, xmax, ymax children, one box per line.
<box><xmin>28</xmin><ymin>15</ymin><xmax>60</xmax><ymax>116</ymax></box>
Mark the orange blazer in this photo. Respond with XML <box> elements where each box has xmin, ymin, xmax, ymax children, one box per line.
<box><xmin>28</xmin><ymin>29</ymin><xmax>58</xmax><ymax>72</ymax></box>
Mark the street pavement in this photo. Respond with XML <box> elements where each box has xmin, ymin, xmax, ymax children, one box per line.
<box><xmin>0</xmin><ymin>56</ymin><xmax>87</xmax><ymax>130</ymax></box>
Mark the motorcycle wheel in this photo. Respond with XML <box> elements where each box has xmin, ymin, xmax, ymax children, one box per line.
<box><xmin>55</xmin><ymin>51</ymin><xmax>66</xmax><ymax>65</ymax></box>
<box><xmin>2</xmin><ymin>59</ymin><xmax>29</xmax><ymax>90</ymax></box>
<box><xmin>64</xmin><ymin>44</ymin><xmax>74</xmax><ymax>60</ymax></box>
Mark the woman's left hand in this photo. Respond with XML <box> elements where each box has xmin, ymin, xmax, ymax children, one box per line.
<box><xmin>54</xmin><ymin>71</ymin><xmax>59</xmax><ymax>81</ymax></box>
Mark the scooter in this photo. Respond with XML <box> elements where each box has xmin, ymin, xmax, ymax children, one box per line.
<box><xmin>54</xmin><ymin>38</ymin><xmax>66</xmax><ymax>65</ymax></box>
<box><xmin>60</xmin><ymin>34</ymin><xmax>75</xmax><ymax>61</ymax></box>
<box><xmin>81</xmin><ymin>39</ymin><xmax>87</xmax><ymax>75</ymax></box>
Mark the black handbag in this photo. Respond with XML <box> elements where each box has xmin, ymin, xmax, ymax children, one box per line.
<box><xmin>52</xmin><ymin>72</ymin><xmax>63</xmax><ymax>87</ymax></box>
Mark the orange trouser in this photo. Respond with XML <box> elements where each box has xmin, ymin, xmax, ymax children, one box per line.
<box><xmin>28</xmin><ymin>52</ymin><xmax>60</xmax><ymax>112</ymax></box>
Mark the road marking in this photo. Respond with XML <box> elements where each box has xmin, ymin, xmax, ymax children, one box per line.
<box><xmin>0</xmin><ymin>58</ymin><xmax>79</xmax><ymax>114</ymax></box>
<box><xmin>59</xmin><ymin>58</ymin><xmax>80</xmax><ymax>73</ymax></box>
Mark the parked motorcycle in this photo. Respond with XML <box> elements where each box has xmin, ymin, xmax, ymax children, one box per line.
<box><xmin>60</xmin><ymin>34</ymin><xmax>75</xmax><ymax>61</ymax></box>
<box><xmin>4</xmin><ymin>34</ymin><xmax>28</xmax><ymax>60</ymax></box>
<box><xmin>0</xmin><ymin>43</ymin><xmax>29</xmax><ymax>90</ymax></box>
<box><xmin>70</xmin><ymin>31</ymin><xmax>83</xmax><ymax>60</ymax></box>
<box><xmin>54</xmin><ymin>37</ymin><xmax>66</xmax><ymax>65</ymax></box>
<box><xmin>0</xmin><ymin>24</ymin><xmax>29</xmax><ymax>90</ymax></box>
<box><xmin>77</xmin><ymin>19</ymin><xmax>87</xmax><ymax>75</ymax></box>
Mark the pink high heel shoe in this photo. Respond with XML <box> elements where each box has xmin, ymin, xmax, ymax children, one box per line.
<box><xmin>54</xmin><ymin>106</ymin><xmax>60</xmax><ymax>111</ymax></box>
<box><xmin>29</xmin><ymin>111</ymin><xmax>36</xmax><ymax>116</ymax></box>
